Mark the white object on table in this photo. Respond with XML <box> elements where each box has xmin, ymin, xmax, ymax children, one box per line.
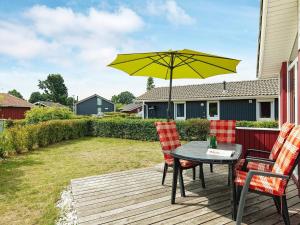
<box><xmin>207</xmin><ymin>148</ymin><xmax>234</xmax><ymax>157</ymax></box>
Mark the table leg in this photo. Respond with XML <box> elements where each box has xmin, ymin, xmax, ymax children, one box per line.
<box><xmin>230</xmin><ymin>164</ymin><xmax>237</xmax><ymax>220</ymax></box>
<box><xmin>199</xmin><ymin>163</ymin><xmax>205</xmax><ymax>188</ymax></box>
<box><xmin>171</xmin><ymin>157</ymin><xmax>179</xmax><ymax>204</ymax></box>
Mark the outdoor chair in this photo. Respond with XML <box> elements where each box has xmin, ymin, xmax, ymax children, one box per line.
<box><xmin>155</xmin><ymin>121</ymin><xmax>198</xmax><ymax>186</ymax></box>
<box><xmin>235</xmin><ymin>125</ymin><xmax>300</xmax><ymax>225</ymax></box>
<box><xmin>236</xmin><ymin>122</ymin><xmax>294</xmax><ymax>172</ymax></box>
<box><xmin>209</xmin><ymin>120</ymin><xmax>236</xmax><ymax>185</ymax></box>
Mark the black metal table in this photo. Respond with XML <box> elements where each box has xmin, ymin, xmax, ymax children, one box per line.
<box><xmin>170</xmin><ymin>141</ymin><xmax>242</xmax><ymax>220</ymax></box>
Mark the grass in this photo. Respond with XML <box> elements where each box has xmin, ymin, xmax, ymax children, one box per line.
<box><xmin>0</xmin><ymin>137</ymin><xmax>162</xmax><ymax>225</ymax></box>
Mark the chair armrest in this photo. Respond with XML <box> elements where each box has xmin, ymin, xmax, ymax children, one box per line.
<box><xmin>246</xmin><ymin>148</ymin><xmax>271</xmax><ymax>156</ymax></box>
<box><xmin>247</xmin><ymin>170</ymin><xmax>289</xmax><ymax>180</ymax></box>
<box><xmin>245</xmin><ymin>157</ymin><xmax>275</xmax><ymax>165</ymax></box>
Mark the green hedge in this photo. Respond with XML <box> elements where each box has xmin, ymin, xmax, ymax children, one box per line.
<box><xmin>91</xmin><ymin>118</ymin><xmax>210</xmax><ymax>141</ymax></box>
<box><xmin>236</xmin><ymin>120</ymin><xmax>278</xmax><ymax>128</ymax></box>
<box><xmin>1</xmin><ymin>119</ymin><xmax>91</xmax><ymax>156</ymax></box>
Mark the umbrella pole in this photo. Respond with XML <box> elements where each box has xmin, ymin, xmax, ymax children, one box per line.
<box><xmin>167</xmin><ymin>54</ymin><xmax>174</xmax><ymax>121</ymax></box>
<box><xmin>167</xmin><ymin>69</ymin><xmax>173</xmax><ymax>121</ymax></box>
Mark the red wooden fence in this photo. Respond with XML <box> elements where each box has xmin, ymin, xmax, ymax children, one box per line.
<box><xmin>236</xmin><ymin>127</ymin><xmax>279</xmax><ymax>158</ymax></box>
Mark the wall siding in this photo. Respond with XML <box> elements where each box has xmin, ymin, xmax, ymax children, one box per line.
<box><xmin>146</xmin><ymin>102</ymin><xmax>173</xmax><ymax>118</ymax></box>
<box><xmin>0</xmin><ymin>107</ymin><xmax>30</xmax><ymax>119</ymax></box>
<box><xmin>186</xmin><ymin>101</ymin><xmax>206</xmax><ymax>119</ymax></box>
<box><xmin>76</xmin><ymin>96</ymin><xmax>114</xmax><ymax>115</ymax></box>
<box><xmin>220</xmin><ymin>99</ymin><xmax>256</xmax><ymax>121</ymax></box>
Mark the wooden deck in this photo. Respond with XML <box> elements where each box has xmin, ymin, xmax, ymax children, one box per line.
<box><xmin>71</xmin><ymin>164</ymin><xmax>300</xmax><ymax>225</ymax></box>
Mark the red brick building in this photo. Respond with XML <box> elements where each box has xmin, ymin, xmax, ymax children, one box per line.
<box><xmin>0</xmin><ymin>93</ymin><xmax>33</xmax><ymax>119</ymax></box>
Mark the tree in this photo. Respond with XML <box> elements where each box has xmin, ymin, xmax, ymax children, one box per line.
<box><xmin>147</xmin><ymin>77</ymin><xmax>155</xmax><ymax>91</ymax></box>
<box><xmin>66</xmin><ymin>96</ymin><xmax>77</xmax><ymax>111</ymax></box>
<box><xmin>8</xmin><ymin>89</ymin><xmax>23</xmax><ymax>99</ymax></box>
<box><xmin>116</xmin><ymin>91</ymin><xmax>135</xmax><ymax>104</ymax></box>
<box><xmin>111</xmin><ymin>95</ymin><xmax>119</xmax><ymax>104</ymax></box>
<box><xmin>38</xmin><ymin>74</ymin><xmax>68</xmax><ymax>105</ymax></box>
<box><xmin>29</xmin><ymin>91</ymin><xmax>46</xmax><ymax>103</ymax></box>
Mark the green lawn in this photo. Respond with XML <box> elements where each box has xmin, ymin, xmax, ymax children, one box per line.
<box><xmin>0</xmin><ymin>137</ymin><xmax>162</xmax><ymax>225</ymax></box>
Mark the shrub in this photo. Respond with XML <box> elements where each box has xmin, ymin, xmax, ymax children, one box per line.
<box><xmin>0</xmin><ymin>131</ymin><xmax>11</xmax><ymax>157</ymax></box>
<box><xmin>236</xmin><ymin>120</ymin><xmax>278</xmax><ymax>128</ymax></box>
<box><xmin>91</xmin><ymin>118</ymin><xmax>210</xmax><ymax>141</ymax></box>
<box><xmin>25</xmin><ymin>107</ymin><xmax>74</xmax><ymax>124</ymax></box>
<box><xmin>0</xmin><ymin>119</ymin><xmax>91</xmax><ymax>154</ymax></box>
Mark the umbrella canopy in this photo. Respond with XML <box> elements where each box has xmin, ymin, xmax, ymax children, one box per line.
<box><xmin>108</xmin><ymin>49</ymin><xmax>240</xmax><ymax>120</ymax></box>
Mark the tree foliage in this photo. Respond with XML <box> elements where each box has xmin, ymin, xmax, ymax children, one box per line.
<box><xmin>111</xmin><ymin>91</ymin><xmax>135</xmax><ymax>105</ymax></box>
<box><xmin>29</xmin><ymin>92</ymin><xmax>46</xmax><ymax>103</ymax></box>
<box><xmin>38</xmin><ymin>74</ymin><xmax>68</xmax><ymax>105</ymax></box>
<box><xmin>146</xmin><ymin>77</ymin><xmax>155</xmax><ymax>91</ymax></box>
<box><xmin>8</xmin><ymin>89</ymin><xmax>23</xmax><ymax>99</ymax></box>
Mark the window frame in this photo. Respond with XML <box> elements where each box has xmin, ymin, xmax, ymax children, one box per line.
<box><xmin>256</xmin><ymin>99</ymin><xmax>274</xmax><ymax>121</ymax></box>
<box><xmin>174</xmin><ymin>102</ymin><xmax>186</xmax><ymax>120</ymax></box>
<box><xmin>207</xmin><ymin>101</ymin><xmax>220</xmax><ymax>120</ymax></box>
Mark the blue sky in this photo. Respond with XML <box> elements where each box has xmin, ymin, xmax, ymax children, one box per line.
<box><xmin>0</xmin><ymin>0</ymin><xmax>260</xmax><ymax>100</ymax></box>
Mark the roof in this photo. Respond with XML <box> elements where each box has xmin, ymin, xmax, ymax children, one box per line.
<box><xmin>0</xmin><ymin>93</ymin><xmax>33</xmax><ymax>108</ymax></box>
<box><xmin>34</xmin><ymin>101</ymin><xmax>66</xmax><ymax>108</ymax></box>
<box><xmin>121</xmin><ymin>102</ymin><xmax>143</xmax><ymax>112</ymax></box>
<box><xmin>76</xmin><ymin>94</ymin><xmax>114</xmax><ymax>105</ymax></box>
<box><xmin>257</xmin><ymin>0</ymin><xmax>298</xmax><ymax>78</ymax></box>
<box><xmin>137</xmin><ymin>79</ymin><xmax>279</xmax><ymax>101</ymax></box>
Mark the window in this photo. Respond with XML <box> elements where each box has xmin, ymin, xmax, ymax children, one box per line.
<box><xmin>207</xmin><ymin>101</ymin><xmax>219</xmax><ymax>120</ymax></box>
<box><xmin>97</xmin><ymin>98</ymin><xmax>102</xmax><ymax>105</ymax></box>
<box><xmin>174</xmin><ymin>102</ymin><xmax>186</xmax><ymax>120</ymax></box>
<box><xmin>97</xmin><ymin>107</ymin><xmax>102</xmax><ymax>115</ymax></box>
<box><xmin>256</xmin><ymin>100</ymin><xmax>274</xmax><ymax>121</ymax></box>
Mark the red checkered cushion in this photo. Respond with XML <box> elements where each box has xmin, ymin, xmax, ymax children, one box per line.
<box><xmin>247</xmin><ymin>161</ymin><xmax>271</xmax><ymax>172</ymax></box>
<box><xmin>269</xmin><ymin>122</ymin><xmax>294</xmax><ymax>160</ymax></box>
<box><xmin>210</xmin><ymin>120</ymin><xmax>236</xmax><ymax>143</ymax></box>
<box><xmin>235</xmin><ymin>126</ymin><xmax>300</xmax><ymax>196</ymax></box>
<box><xmin>155</xmin><ymin>121</ymin><xmax>196</xmax><ymax>168</ymax></box>
<box><xmin>235</xmin><ymin>170</ymin><xmax>287</xmax><ymax>196</ymax></box>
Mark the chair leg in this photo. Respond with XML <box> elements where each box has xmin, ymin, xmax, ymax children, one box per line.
<box><xmin>210</xmin><ymin>163</ymin><xmax>213</xmax><ymax>172</ymax></box>
<box><xmin>281</xmin><ymin>195</ymin><xmax>290</xmax><ymax>225</ymax></box>
<box><xmin>272</xmin><ymin>196</ymin><xmax>281</xmax><ymax>214</ymax></box>
<box><xmin>178</xmin><ymin>168</ymin><xmax>186</xmax><ymax>197</ymax></box>
<box><xmin>162</xmin><ymin>163</ymin><xmax>168</xmax><ymax>185</ymax></box>
<box><xmin>236</xmin><ymin>186</ymin><xmax>242</xmax><ymax>203</ymax></box>
<box><xmin>192</xmin><ymin>167</ymin><xmax>196</xmax><ymax>180</ymax></box>
<box><xmin>236</xmin><ymin>184</ymin><xmax>250</xmax><ymax>224</ymax></box>
<box><xmin>199</xmin><ymin>163</ymin><xmax>206</xmax><ymax>188</ymax></box>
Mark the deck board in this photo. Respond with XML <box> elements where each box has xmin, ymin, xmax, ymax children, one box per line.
<box><xmin>71</xmin><ymin>164</ymin><xmax>300</xmax><ymax>225</ymax></box>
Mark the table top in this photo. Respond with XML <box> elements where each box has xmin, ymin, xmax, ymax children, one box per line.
<box><xmin>171</xmin><ymin>141</ymin><xmax>242</xmax><ymax>164</ymax></box>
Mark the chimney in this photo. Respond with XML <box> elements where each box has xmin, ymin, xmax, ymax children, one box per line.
<box><xmin>222</xmin><ymin>81</ymin><xmax>227</xmax><ymax>93</ymax></box>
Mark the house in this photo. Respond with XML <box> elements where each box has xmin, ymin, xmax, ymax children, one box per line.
<box><xmin>137</xmin><ymin>79</ymin><xmax>279</xmax><ymax>121</ymax></box>
<box><xmin>75</xmin><ymin>94</ymin><xmax>115</xmax><ymax>116</ymax></box>
<box><xmin>257</xmin><ymin>0</ymin><xmax>299</xmax><ymax>182</ymax></box>
<box><xmin>0</xmin><ymin>93</ymin><xmax>33</xmax><ymax>119</ymax></box>
<box><xmin>121</xmin><ymin>102</ymin><xmax>143</xmax><ymax>114</ymax></box>
<box><xmin>34</xmin><ymin>101</ymin><xmax>66</xmax><ymax>108</ymax></box>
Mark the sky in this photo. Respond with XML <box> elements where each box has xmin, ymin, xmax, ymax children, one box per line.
<box><xmin>0</xmin><ymin>0</ymin><xmax>260</xmax><ymax>101</ymax></box>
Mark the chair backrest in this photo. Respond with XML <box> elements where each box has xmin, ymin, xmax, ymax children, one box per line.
<box><xmin>269</xmin><ymin>122</ymin><xmax>295</xmax><ymax>160</ymax></box>
<box><xmin>210</xmin><ymin>120</ymin><xmax>236</xmax><ymax>143</ymax></box>
<box><xmin>272</xmin><ymin>126</ymin><xmax>300</xmax><ymax>176</ymax></box>
<box><xmin>155</xmin><ymin>121</ymin><xmax>181</xmax><ymax>161</ymax></box>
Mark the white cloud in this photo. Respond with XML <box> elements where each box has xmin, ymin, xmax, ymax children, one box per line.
<box><xmin>147</xmin><ymin>0</ymin><xmax>195</xmax><ymax>25</ymax></box>
<box><xmin>0</xmin><ymin>5</ymin><xmax>144</xmax><ymax>64</ymax></box>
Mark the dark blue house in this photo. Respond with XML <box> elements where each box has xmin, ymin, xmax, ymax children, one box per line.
<box><xmin>76</xmin><ymin>94</ymin><xmax>115</xmax><ymax>116</ymax></box>
<box><xmin>137</xmin><ymin>79</ymin><xmax>279</xmax><ymax>121</ymax></box>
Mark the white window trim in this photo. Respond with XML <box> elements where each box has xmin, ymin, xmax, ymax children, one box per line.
<box><xmin>287</xmin><ymin>57</ymin><xmax>298</xmax><ymax>124</ymax></box>
<box><xmin>207</xmin><ymin>101</ymin><xmax>220</xmax><ymax>120</ymax></box>
<box><xmin>174</xmin><ymin>102</ymin><xmax>186</xmax><ymax>120</ymax></box>
<box><xmin>256</xmin><ymin>99</ymin><xmax>274</xmax><ymax>121</ymax></box>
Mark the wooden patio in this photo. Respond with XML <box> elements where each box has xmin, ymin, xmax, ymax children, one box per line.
<box><xmin>71</xmin><ymin>164</ymin><xmax>300</xmax><ymax>225</ymax></box>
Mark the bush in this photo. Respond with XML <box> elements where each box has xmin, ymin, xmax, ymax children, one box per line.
<box><xmin>0</xmin><ymin>119</ymin><xmax>91</xmax><ymax>155</ymax></box>
<box><xmin>91</xmin><ymin>118</ymin><xmax>210</xmax><ymax>141</ymax></box>
<box><xmin>236</xmin><ymin>120</ymin><xmax>278</xmax><ymax>128</ymax></box>
<box><xmin>25</xmin><ymin>107</ymin><xmax>74</xmax><ymax>124</ymax></box>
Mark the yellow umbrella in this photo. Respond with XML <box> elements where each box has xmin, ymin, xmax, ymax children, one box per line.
<box><xmin>108</xmin><ymin>49</ymin><xmax>240</xmax><ymax>120</ymax></box>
